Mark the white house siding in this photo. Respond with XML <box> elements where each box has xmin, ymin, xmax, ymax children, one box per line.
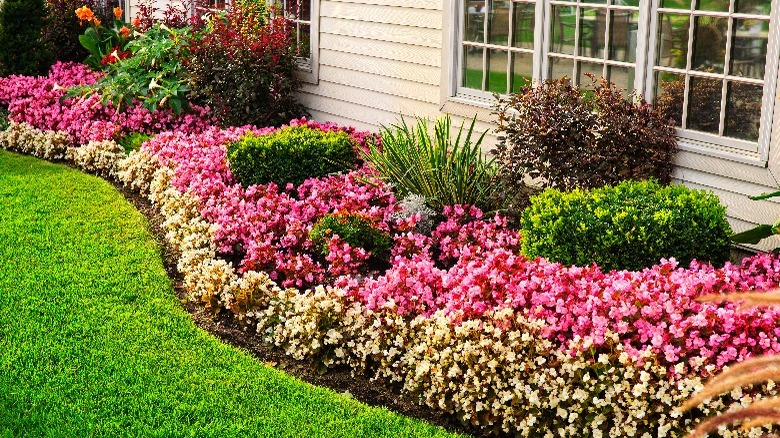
<box><xmin>125</xmin><ymin>0</ymin><xmax>171</xmax><ymax>21</ymax></box>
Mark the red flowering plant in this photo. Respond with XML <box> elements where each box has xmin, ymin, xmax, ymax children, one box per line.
<box><xmin>75</xmin><ymin>5</ymin><xmax>135</xmax><ymax>70</ymax></box>
<box><xmin>184</xmin><ymin>3</ymin><xmax>305</xmax><ymax>127</ymax></box>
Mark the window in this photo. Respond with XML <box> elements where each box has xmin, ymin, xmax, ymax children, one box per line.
<box><xmin>454</xmin><ymin>0</ymin><xmax>778</xmax><ymax>164</ymax></box>
<box><xmin>268</xmin><ymin>0</ymin><xmax>319</xmax><ymax>82</ymax></box>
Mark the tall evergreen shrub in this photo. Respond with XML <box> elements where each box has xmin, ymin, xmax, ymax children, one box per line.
<box><xmin>0</xmin><ymin>0</ymin><xmax>52</xmax><ymax>76</ymax></box>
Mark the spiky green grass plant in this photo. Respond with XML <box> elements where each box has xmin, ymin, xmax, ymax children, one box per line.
<box><xmin>363</xmin><ymin>116</ymin><xmax>503</xmax><ymax>213</ymax></box>
<box><xmin>0</xmin><ymin>150</ymin><xmax>459</xmax><ymax>438</ymax></box>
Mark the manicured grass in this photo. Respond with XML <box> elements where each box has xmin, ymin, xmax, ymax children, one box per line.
<box><xmin>0</xmin><ymin>150</ymin><xmax>458</xmax><ymax>438</ymax></box>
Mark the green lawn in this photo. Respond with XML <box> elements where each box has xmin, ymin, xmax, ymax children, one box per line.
<box><xmin>0</xmin><ymin>150</ymin><xmax>458</xmax><ymax>438</ymax></box>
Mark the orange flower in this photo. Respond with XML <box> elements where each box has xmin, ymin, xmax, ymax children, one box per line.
<box><xmin>75</xmin><ymin>5</ymin><xmax>95</xmax><ymax>23</ymax></box>
<box><xmin>132</xmin><ymin>17</ymin><xmax>141</xmax><ymax>27</ymax></box>
<box><xmin>114</xmin><ymin>7</ymin><xmax>123</xmax><ymax>19</ymax></box>
<box><xmin>118</xmin><ymin>26</ymin><xmax>131</xmax><ymax>37</ymax></box>
<box><xmin>92</xmin><ymin>18</ymin><xmax>101</xmax><ymax>26</ymax></box>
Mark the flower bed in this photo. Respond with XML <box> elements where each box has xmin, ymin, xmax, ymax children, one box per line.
<box><xmin>2</xmin><ymin>66</ymin><xmax>780</xmax><ymax>436</ymax></box>
<box><xmin>0</xmin><ymin>62</ymin><xmax>211</xmax><ymax>145</ymax></box>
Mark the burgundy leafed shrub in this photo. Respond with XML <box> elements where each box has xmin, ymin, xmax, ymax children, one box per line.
<box><xmin>493</xmin><ymin>76</ymin><xmax>677</xmax><ymax>192</ymax></box>
<box><xmin>184</xmin><ymin>4</ymin><xmax>305</xmax><ymax>128</ymax></box>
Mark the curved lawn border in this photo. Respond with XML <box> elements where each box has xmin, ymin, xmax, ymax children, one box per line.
<box><xmin>0</xmin><ymin>150</ymin><xmax>457</xmax><ymax>438</ymax></box>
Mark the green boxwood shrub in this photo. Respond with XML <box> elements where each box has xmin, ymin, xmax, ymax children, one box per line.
<box><xmin>520</xmin><ymin>180</ymin><xmax>732</xmax><ymax>271</ymax></box>
<box><xmin>116</xmin><ymin>132</ymin><xmax>153</xmax><ymax>153</ymax></box>
<box><xmin>227</xmin><ymin>126</ymin><xmax>357</xmax><ymax>187</ymax></box>
<box><xmin>309</xmin><ymin>211</ymin><xmax>391</xmax><ymax>258</ymax></box>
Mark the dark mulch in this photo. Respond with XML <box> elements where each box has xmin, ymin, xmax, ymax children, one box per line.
<box><xmin>107</xmin><ymin>176</ymin><xmax>494</xmax><ymax>438</ymax></box>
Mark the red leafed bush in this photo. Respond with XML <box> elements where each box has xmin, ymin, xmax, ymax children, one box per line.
<box><xmin>493</xmin><ymin>76</ymin><xmax>677</xmax><ymax>193</ymax></box>
<box><xmin>184</xmin><ymin>4</ymin><xmax>305</xmax><ymax>128</ymax></box>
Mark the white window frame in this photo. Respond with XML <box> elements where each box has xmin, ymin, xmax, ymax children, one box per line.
<box><xmin>267</xmin><ymin>0</ymin><xmax>320</xmax><ymax>84</ymax></box>
<box><xmin>450</xmin><ymin>0</ymin><xmax>780</xmax><ymax>167</ymax></box>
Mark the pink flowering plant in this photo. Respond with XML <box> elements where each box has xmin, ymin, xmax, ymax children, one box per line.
<box><xmin>0</xmin><ymin>62</ymin><xmax>211</xmax><ymax>145</ymax></box>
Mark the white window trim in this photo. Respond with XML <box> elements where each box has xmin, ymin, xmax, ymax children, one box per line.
<box><xmin>267</xmin><ymin>0</ymin><xmax>320</xmax><ymax>85</ymax></box>
<box><xmin>448</xmin><ymin>0</ymin><xmax>779</xmax><ymax>167</ymax></box>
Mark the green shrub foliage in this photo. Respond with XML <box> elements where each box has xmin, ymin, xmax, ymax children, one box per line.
<box><xmin>520</xmin><ymin>180</ymin><xmax>732</xmax><ymax>271</ymax></box>
<box><xmin>0</xmin><ymin>0</ymin><xmax>52</xmax><ymax>76</ymax></box>
<box><xmin>116</xmin><ymin>132</ymin><xmax>153</xmax><ymax>153</ymax></box>
<box><xmin>227</xmin><ymin>126</ymin><xmax>357</xmax><ymax>187</ymax></box>
<box><xmin>0</xmin><ymin>106</ymin><xmax>10</xmax><ymax>132</ymax></box>
<box><xmin>310</xmin><ymin>211</ymin><xmax>391</xmax><ymax>258</ymax></box>
<box><xmin>493</xmin><ymin>76</ymin><xmax>677</xmax><ymax>192</ymax></box>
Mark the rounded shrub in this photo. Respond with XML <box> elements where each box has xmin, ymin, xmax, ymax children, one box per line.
<box><xmin>227</xmin><ymin>126</ymin><xmax>357</xmax><ymax>187</ymax></box>
<box><xmin>309</xmin><ymin>211</ymin><xmax>391</xmax><ymax>258</ymax></box>
<box><xmin>520</xmin><ymin>180</ymin><xmax>732</xmax><ymax>271</ymax></box>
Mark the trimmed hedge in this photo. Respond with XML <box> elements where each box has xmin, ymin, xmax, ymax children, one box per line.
<box><xmin>520</xmin><ymin>180</ymin><xmax>732</xmax><ymax>271</ymax></box>
<box><xmin>227</xmin><ymin>126</ymin><xmax>357</xmax><ymax>187</ymax></box>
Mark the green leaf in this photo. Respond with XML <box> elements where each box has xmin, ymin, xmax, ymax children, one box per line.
<box><xmin>730</xmin><ymin>225</ymin><xmax>775</xmax><ymax>244</ymax></box>
<box><xmin>78</xmin><ymin>34</ymin><xmax>100</xmax><ymax>57</ymax></box>
<box><xmin>749</xmin><ymin>190</ymin><xmax>780</xmax><ymax>201</ymax></box>
<box><xmin>168</xmin><ymin>98</ymin><xmax>182</xmax><ymax>114</ymax></box>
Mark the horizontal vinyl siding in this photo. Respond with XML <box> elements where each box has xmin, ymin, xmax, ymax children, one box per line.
<box><xmin>301</xmin><ymin>0</ymin><xmax>446</xmax><ymax>133</ymax></box>
<box><xmin>673</xmin><ymin>160</ymin><xmax>780</xmax><ymax>252</ymax></box>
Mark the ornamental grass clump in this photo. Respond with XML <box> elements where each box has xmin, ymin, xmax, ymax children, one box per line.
<box><xmin>493</xmin><ymin>76</ymin><xmax>677</xmax><ymax>192</ymax></box>
<box><xmin>363</xmin><ymin>115</ymin><xmax>508</xmax><ymax>214</ymax></box>
<box><xmin>228</xmin><ymin>126</ymin><xmax>357</xmax><ymax>187</ymax></box>
<box><xmin>521</xmin><ymin>179</ymin><xmax>732</xmax><ymax>271</ymax></box>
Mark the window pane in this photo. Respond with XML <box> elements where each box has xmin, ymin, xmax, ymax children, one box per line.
<box><xmin>657</xmin><ymin>14</ymin><xmax>689</xmax><ymax>69</ymax></box>
<box><xmin>551</xmin><ymin>5</ymin><xmax>576</xmax><ymax>55</ymax></box>
<box><xmin>488</xmin><ymin>2</ymin><xmax>511</xmax><ymax>45</ymax></box>
<box><xmin>660</xmin><ymin>0</ymin><xmax>693</xmax><ymax>9</ymax></box>
<box><xmin>579</xmin><ymin>8</ymin><xmax>604</xmax><ymax>58</ymax></box>
<box><xmin>730</xmin><ymin>18</ymin><xmax>769</xmax><ymax>79</ymax></box>
<box><xmin>486</xmin><ymin>49</ymin><xmax>509</xmax><ymax>93</ymax></box>
<box><xmin>465</xmin><ymin>1</ymin><xmax>485</xmax><ymax>43</ymax></box>
<box><xmin>512</xmin><ymin>2</ymin><xmax>535</xmax><ymax>49</ymax></box>
<box><xmin>697</xmin><ymin>0</ymin><xmax>729</xmax><ymax>12</ymax></box>
<box><xmin>548</xmin><ymin>56</ymin><xmax>575</xmax><ymax>81</ymax></box>
<box><xmin>578</xmin><ymin>61</ymin><xmax>603</xmax><ymax>86</ymax></box>
<box><xmin>608</xmin><ymin>10</ymin><xmax>639</xmax><ymax>63</ymax></box>
<box><xmin>687</xmin><ymin>76</ymin><xmax>722</xmax><ymax>133</ymax></box>
<box><xmin>298</xmin><ymin>24</ymin><xmax>311</xmax><ymax>59</ymax></box>
<box><xmin>299</xmin><ymin>0</ymin><xmax>311</xmax><ymax>21</ymax></box>
<box><xmin>607</xmin><ymin>65</ymin><xmax>635</xmax><ymax>95</ymax></box>
<box><xmin>725</xmin><ymin>82</ymin><xmax>763</xmax><ymax>141</ymax></box>
<box><xmin>463</xmin><ymin>47</ymin><xmax>484</xmax><ymax>89</ymax></box>
<box><xmin>618</xmin><ymin>0</ymin><xmax>640</xmax><ymax>6</ymax></box>
<box><xmin>511</xmin><ymin>52</ymin><xmax>534</xmax><ymax>93</ymax></box>
<box><xmin>734</xmin><ymin>0</ymin><xmax>771</xmax><ymax>15</ymax></box>
<box><xmin>654</xmin><ymin>72</ymin><xmax>685</xmax><ymax>127</ymax></box>
<box><xmin>692</xmin><ymin>16</ymin><xmax>727</xmax><ymax>73</ymax></box>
